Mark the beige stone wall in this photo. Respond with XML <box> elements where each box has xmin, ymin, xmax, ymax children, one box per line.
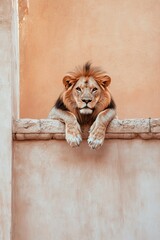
<box><xmin>12</xmin><ymin>118</ymin><xmax>160</xmax><ymax>240</ymax></box>
<box><xmin>20</xmin><ymin>0</ymin><xmax>160</xmax><ymax>119</ymax></box>
<box><xmin>0</xmin><ymin>1</ymin><xmax>19</xmax><ymax>240</ymax></box>
<box><xmin>13</xmin><ymin>139</ymin><xmax>160</xmax><ymax>240</ymax></box>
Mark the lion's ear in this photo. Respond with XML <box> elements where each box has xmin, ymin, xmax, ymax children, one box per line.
<box><xmin>99</xmin><ymin>75</ymin><xmax>111</xmax><ymax>88</ymax></box>
<box><xmin>63</xmin><ymin>75</ymin><xmax>73</xmax><ymax>89</ymax></box>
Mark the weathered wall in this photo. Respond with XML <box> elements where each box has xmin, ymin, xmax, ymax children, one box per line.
<box><xmin>20</xmin><ymin>0</ymin><xmax>160</xmax><ymax>119</ymax></box>
<box><xmin>0</xmin><ymin>0</ymin><xmax>19</xmax><ymax>240</ymax></box>
<box><xmin>13</xmin><ymin>139</ymin><xmax>160</xmax><ymax>240</ymax></box>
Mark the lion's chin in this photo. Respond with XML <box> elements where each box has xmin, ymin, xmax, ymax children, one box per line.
<box><xmin>79</xmin><ymin>108</ymin><xmax>93</xmax><ymax>114</ymax></box>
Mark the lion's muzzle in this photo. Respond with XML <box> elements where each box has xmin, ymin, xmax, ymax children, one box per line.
<box><xmin>79</xmin><ymin>107</ymin><xmax>93</xmax><ymax>114</ymax></box>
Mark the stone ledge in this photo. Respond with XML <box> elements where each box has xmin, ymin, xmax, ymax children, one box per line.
<box><xmin>13</xmin><ymin>118</ymin><xmax>160</xmax><ymax>140</ymax></box>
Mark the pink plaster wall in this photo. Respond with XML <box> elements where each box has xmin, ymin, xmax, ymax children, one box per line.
<box><xmin>20</xmin><ymin>0</ymin><xmax>160</xmax><ymax>119</ymax></box>
<box><xmin>13</xmin><ymin>139</ymin><xmax>160</xmax><ymax>240</ymax></box>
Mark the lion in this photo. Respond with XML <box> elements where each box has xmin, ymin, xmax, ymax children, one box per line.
<box><xmin>48</xmin><ymin>62</ymin><xmax>116</xmax><ymax>149</ymax></box>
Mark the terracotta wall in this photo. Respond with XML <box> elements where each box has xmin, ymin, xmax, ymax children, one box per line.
<box><xmin>20</xmin><ymin>0</ymin><xmax>160</xmax><ymax>119</ymax></box>
<box><xmin>13</xmin><ymin>139</ymin><xmax>160</xmax><ymax>240</ymax></box>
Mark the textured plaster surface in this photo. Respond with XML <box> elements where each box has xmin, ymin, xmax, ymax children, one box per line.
<box><xmin>18</xmin><ymin>0</ymin><xmax>29</xmax><ymax>24</ymax></box>
<box><xmin>0</xmin><ymin>0</ymin><xmax>14</xmax><ymax>239</ymax></box>
<box><xmin>0</xmin><ymin>0</ymin><xmax>11</xmax><ymax>25</ymax></box>
<box><xmin>150</xmin><ymin>119</ymin><xmax>160</xmax><ymax>133</ymax></box>
<box><xmin>13</xmin><ymin>139</ymin><xmax>160</xmax><ymax>240</ymax></box>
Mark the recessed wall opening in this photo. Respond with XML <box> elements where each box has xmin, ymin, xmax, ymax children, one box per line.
<box><xmin>19</xmin><ymin>0</ymin><xmax>160</xmax><ymax>119</ymax></box>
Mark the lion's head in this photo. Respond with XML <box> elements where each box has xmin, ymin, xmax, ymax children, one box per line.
<box><xmin>61</xmin><ymin>62</ymin><xmax>113</xmax><ymax>123</ymax></box>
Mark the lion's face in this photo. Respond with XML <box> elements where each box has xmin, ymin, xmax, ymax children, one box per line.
<box><xmin>62</xmin><ymin>63</ymin><xmax>112</xmax><ymax>122</ymax></box>
<box><xmin>72</xmin><ymin>77</ymin><xmax>101</xmax><ymax>115</ymax></box>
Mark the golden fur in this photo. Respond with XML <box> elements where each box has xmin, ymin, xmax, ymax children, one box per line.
<box><xmin>48</xmin><ymin>62</ymin><xmax>116</xmax><ymax>149</ymax></box>
<box><xmin>61</xmin><ymin>62</ymin><xmax>112</xmax><ymax>124</ymax></box>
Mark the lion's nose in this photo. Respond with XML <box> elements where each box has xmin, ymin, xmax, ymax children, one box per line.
<box><xmin>82</xmin><ymin>99</ymin><xmax>92</xmax><ymax>104</ymax></box>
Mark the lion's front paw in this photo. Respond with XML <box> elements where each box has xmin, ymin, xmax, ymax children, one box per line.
<box><xmin>88</xmin><ymin>123</ymin><xmax>106</xmax><ymax>149</ymax></box>
<box><xmin>65</xmin><ymin>122</ymin><xmax>82</xmax><ymax>147</ymax></box>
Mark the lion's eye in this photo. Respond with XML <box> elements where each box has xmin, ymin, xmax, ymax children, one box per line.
<box><xmin>76</xmin><ymin>87</ymin><xmax>81</xmax><ymax>92</ymax></box>
<box><xmin>92</xmin><ymin>87</ymin><xmax>98</xmax><ymax>92</ymax></box>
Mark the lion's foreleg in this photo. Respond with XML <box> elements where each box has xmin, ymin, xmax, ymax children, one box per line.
<box><xmin>88</xmin><ymin>109</ymin><xmax>116</xmax><ymax>149</ymax></box>
<box><xmin>48</xmin><ymin>107</ymin><xmax>82</xmax><ymax>147</ymax></box>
